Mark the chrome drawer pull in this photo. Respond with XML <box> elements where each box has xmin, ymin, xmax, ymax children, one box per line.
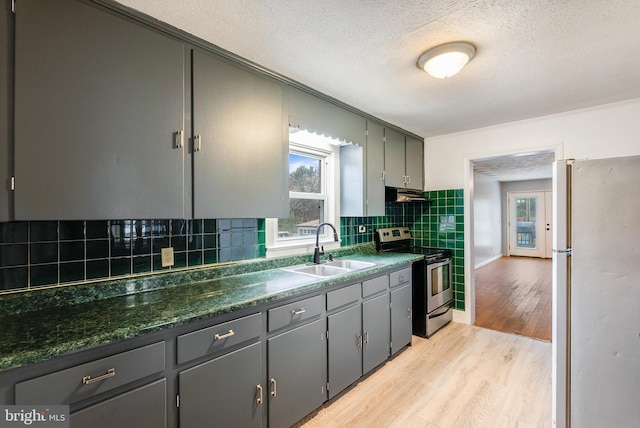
<box><xmin>214</xmin><ymin>329</ymin><xmax>235</xmax><ymax>340</ymax></box>
<box><xmin>291</xmin><ymin>308</ymin><xmax>306</xmax><ymax>316</ymax></box>
<box><xmin>82</xmin><ymin>368</ymin><xmax>115</xmax><ymax>385</ymax></box>
<box><xmin>256</xmin><ymin>384</ymin><xmax>263</xmax><ymax>404</ymax></box>
<box><xmin>364</xmin><ymin>331</ymin><xmax>369</xmax><ymax>344</ymax></box>
<box><xmin>270</xmin><ymin>378</ymin><xmax>277</xmax><ymax>397</ymax></box>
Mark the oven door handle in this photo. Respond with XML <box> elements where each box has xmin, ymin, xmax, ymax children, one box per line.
<box><xmin>429</xmin><ymin>304</ymin><xmax>452</xmax><ymax>319</ymax></box>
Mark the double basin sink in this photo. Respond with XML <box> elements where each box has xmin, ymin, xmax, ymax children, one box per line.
<box><xmin>282</xmin><ymin>259</ymin><xmax>376</xmax><ymax>278</ymax></box>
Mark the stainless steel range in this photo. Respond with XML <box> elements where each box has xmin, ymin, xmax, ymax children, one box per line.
<box><xmin>375</xmin><ymin>227</ymin><xmax>453</xmax><ymax>338</ymax></box>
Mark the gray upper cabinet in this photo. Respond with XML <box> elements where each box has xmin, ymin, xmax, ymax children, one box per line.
<box><xmin>0</xmin><ymin>0</ymin><xmax>12</xmax><ymax>222</ymax></box>
<box><xmin>192</xmin><ymin>49</ymin><xmax>287</xmax><ymax>218</ymax></box>
<box><xmin>14</xmin><ymin>0</ymin><xmax>187</xmax><ymax>220</ymax></box>
<box><xmin>340</xmin><ymin>121</ymin><xmax>385</xmax><ymax>217</ymax></box>
<box><xmin>405</xmin><ymin>136</ymin><xmax>424</xmax><ymax>190</ymax></box>
<box><xmin>365</xmin><ymin>121</ymin><xmax>386</xmax><ymax>215</ymax></box>
<box><xmin>384</xmin><ymin>128</ymin><xmax>424</xmax><ymax>191</ymax></box>
<box><xmin>287</xmin><ymin>87</ymin><xmax>366</xmax><ymax>147</ymax></box>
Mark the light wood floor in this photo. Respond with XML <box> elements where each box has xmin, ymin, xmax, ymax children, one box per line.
<box><xmin>300</xmin><ymin>322</ymin><xmax>552</xmax><ymax>428</ymax></box>
<box><xmin>474</xmin><ymin>257</ymin><xmax>552</xmax><ymax>342</ymax></box>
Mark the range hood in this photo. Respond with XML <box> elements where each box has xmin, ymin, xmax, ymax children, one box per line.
<box><xmin>385</xmin><ymin>188</ymin><xmax>429</xmax><ymax>203</ymax></box>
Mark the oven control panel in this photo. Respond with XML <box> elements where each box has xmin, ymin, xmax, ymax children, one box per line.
<box><xmin>376</xmin><ymin>227</ymin><xmax>411</xmax><ymax>243</ymax></box>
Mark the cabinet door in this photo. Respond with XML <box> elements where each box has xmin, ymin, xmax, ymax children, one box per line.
<box><xmin>384</xmin><ymin>128</ymin><xmax>406</xmax><ymax>188</ymax></box>
<box><xmin>14</xmin><ymin>0</ymin><xmax>186</xmax><ymax>220</ymax></box>
<box><xmin>70</xmin><ymin>379</ymin><xmax>166</xmax><ymax>428</ymax></box>
<box><xmin>391</xmin><ymin>284</ymin><xmax>412</xmax><ymax>354</ymax></box>
<box><xmin>362</xmin><ymin>293</ymin><xmax>390</xmax><ymax>374</ymax></box>
<box><xmin>327</xmin><ymin>305</ymin><xmax>362</xmax><ymax>398</ymax></box>
<box><xmin>192</xmin><ymin>50</ymin><xmax>287</xmax><ymax>218</ymax></box>
<box><xmin>0</xmin><ymin>0</ymin><xmax>11</xmax><ymax>221</ymax></box>
<box><xmin>405</xmin><ymin>136</ymin><xmax>424</xmax><ymax>190</ymax></box>
<box><xmin>366</xmin><ymin>122</ymin><xmax>386</xmax><ymax>216</ymax></box>
<box><xmin>179</xmin><ymin>342</ymin><xmax>262</xmax><ymax>428</ymax></box>
<box><xmin>268</xmin><ymin>319</ymin><xmax>325</xmax><ymax>428</ymax></box>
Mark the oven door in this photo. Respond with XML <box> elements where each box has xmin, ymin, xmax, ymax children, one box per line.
<box><xmin>427</xmin><ymin>258</ymin><xmax>452</xmax><ymax>313</ymax></box>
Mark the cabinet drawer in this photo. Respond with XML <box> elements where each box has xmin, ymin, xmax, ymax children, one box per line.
<box><xmin>268</xmin><ymin>295</ymin><xmax>323</xmax><ymax>332</ymax></box>
<box><xmin>362</xmin><ymin>275</ymin><xmax>389</xmax><ymax>298</ymax></box>
<box><xmin>390</xmin><ymin>267</ymin><xmax>411</xmax><ymax>288</ymax></box>
<box><xmin>326</xmin><ymin>283</ymin><xmax>360</xmax><ymax>311</ymax></box>
<box><xmin>177</xmin><ymin>313</ymin><xmax>262</xmax><ymax>365</ymax></box>
<box><xmin>15</xmin><ymin>342</ymin><xmax>165</xmax><ymax>405</ymax></box>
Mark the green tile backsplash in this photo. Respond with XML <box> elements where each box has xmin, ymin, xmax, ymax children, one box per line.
<box><xmin>341</xmin><ymin>189</ymin><xmax>466</xmax><ymax>311</ymax></box>
<box><xmin>1</xmin><ymin>190</ymin><xmax>464</xmax><ymax>311</ymax></box>
<box><xmin>0</xmin><ymin>218</ymin><xmax>261</xmax><ymax>293</ymax></box>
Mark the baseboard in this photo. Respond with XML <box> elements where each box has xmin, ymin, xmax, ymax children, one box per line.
<box><xmin>453</xmin><ymin>309</ymin><xmax>470</xmax><ymax>325</ymax></box>
<box><xmin>474</xmin><ymin>254</ymin><xmax>503</xmax><ymax>269</ymax></box>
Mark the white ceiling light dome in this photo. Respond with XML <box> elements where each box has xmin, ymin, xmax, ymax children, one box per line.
<box><xmin>417</xmin><ymin>42</ymin><xmax>476</xmax><ymax>79</ymax></box>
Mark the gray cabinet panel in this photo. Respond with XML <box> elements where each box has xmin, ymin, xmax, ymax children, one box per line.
<box><xmin>14</xmin><ymin>0</ymin><xmax>186</xmax><ymax>220</ymax></box>
<box><xmin>268</xmin><ymin>294</ymin><xmax>323</xmax><ymax>332</ymax></box>
<box><xmin>391</xmin><ymin>284</ymin><xmax>412</xmax><ymax>355</ymax></box>
<box><xmin>70</xmin><ymin>379</ymin><xmax>167</xmax><ymax>428</ymax></box>
<box><xmin>362</xmin><ymin>293</ymin><xmax>390</xmax><ymax>374</ymax></box>
<box><xmin>268</xmin><ymin>319</ymin><xmax>325</xmax><ymax>428</ymax></box>
<box><xmin>192</xmin><ymin>49</ymin><xmax>287</xmax><ymax>218</ymax></box>
<box><xmin>179</xmin><ymin>342</ymin><xmax>262</xmax><ymax>428</ymax></box>
<box><xmin>15</xmin><ymin>342</ymin><xmax>165</xmax><ymax>405</ymax></box>
<box><xmin>327</xmin><ymin>304</ymin><xmax>362</xmax><ymax>398</ymax></box>
<box><xmin>362</xmin><ymin>275</ymin><xmax>389</xmax><ymax>298</ymax></box>
<box><xmin>0</xmin><ymin>0</ymin><xmax>11</xmax><ymax>221</ymax></box>
<box><xmin>287</xmin><ymin>87</ymin><xmax>366</xmax><ymax>146</ymax></box>
<box><xmin>340</xmin><ymin>143</ymin><xmax>365</xmax><ymax>217</ymax></box>
<box><xmin>176</xmin><ymin>312</ymin><xmax>262</xmax><ymax>365</ymax></box>
<box><xmin>365</xmin><ymin>121</ymin><xmax>386</xmax><ymax>216</ymax></box>
<box><xmin>326</xmin><ymin>282</ymin><xmax>360</xmax><ymax>312</ymax></box>
<box><xmin>384</xmin><ymin>128</ymin><xmax>406</xmax><ymax>188</ymax></box>
<box><xmin>405</xmin><ymin>136</ymin><xmax>424</xmax><ymax>190</ymax></box>
<box><xmin>389</xmin><ymin>267</ymin><xmax>411</xmax><ymax>288</ymax></box>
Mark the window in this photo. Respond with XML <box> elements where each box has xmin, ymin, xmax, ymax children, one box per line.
<box><xmin>266</xmin><ymin>130</ymin><xmax>341</xmax><ymax>255</ymax></box>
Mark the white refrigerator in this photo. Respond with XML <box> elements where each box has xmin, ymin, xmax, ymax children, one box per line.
<box><xmin>553</xmin><ymin>155</ymin><xmax>640</xmax><ymax>428</ymax></box>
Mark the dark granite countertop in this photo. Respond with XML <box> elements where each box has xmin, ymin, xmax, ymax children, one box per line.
<box><xmin>0</xmin><ymin>246</ymin><xmax>421</xmax><ymax>372</ymax></box>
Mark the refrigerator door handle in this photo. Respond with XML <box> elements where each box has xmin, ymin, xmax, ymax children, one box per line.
<box><xmin>553</xmin><ymin>248</ymin><xmax>572</xmax><ymax>256</ymax></box>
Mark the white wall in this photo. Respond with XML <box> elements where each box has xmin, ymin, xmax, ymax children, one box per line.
<box><xmin>425</xmin><ymin>98</ymin><xmax>640</xmax><ymax>325</ymax></box>
<box><xmin>473</xmin><ymin>172</ymin><xmax>502</xmax><ymax>267</ymax></box>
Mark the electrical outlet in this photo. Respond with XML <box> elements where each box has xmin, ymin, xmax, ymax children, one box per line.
<box><xmin>358</xmin><ymin>225</ymin><xmax>367</xmax><ymax>233</ymax></box>
<box><xmin>161</xmin><ymin>247</ymin><xmax>174</xmax><ymax>267</ymax></box>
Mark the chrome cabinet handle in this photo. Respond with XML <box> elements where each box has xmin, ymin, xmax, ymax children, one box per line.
<box><xmin>194</xmin><ymin>134</ymin><xmax>202</xmax><ymax>152</ymax></box>
<box><xmin>381</xmin><ymin>171</ymin><xmax>385</xmax><ymax>180</ymax></box>
<box><xmin>291</xmin><ymin>308</ymin><xmax>306</xmax><ymax>316</ymax></box>
<box><xmin>406</xmin><ymin>175</ymin><xmax>411</xmax><ymax>184</ymax></box>
<box><xmin>175</xmin><ymin>130</ymin><xmax>184</xmax><ymax>148</ymax></box>
<box><xmin>82</xmin><ymin>368</ymin><xmax>115</xmax><ymax>385</ymax></box>
<box><xmin>408</xmin><ymin>308</ymin><xmax>412</xmax><ymax>319</ymax></box>
<box><xmin>364</xmin><ymin>331</ymin><xmax>369</xmax><ymax>344</ymax></box>
<box><xmin>270</xmin><ymin>378</ymin><xmax>277</xmax><ymax>397</ymax></box>
<box><xmin>357</xmin><ymin>334</ymin><xmax>363</xmax><ymax>348</ymax></box>
<box><xmin>256</xmin><ymin>384</ymin><xmax>263</xmax><ymax>404</ymax></box>
<box><xmin>214</xmin><ymin>329</ymin><xmax>235</xmax><ymax>340</ymax></box>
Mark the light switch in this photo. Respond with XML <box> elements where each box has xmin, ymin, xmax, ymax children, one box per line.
<box><xmin>161</xmin><ymin>247</ymin><xmax>174</xmax><ymax>267</ymax></box>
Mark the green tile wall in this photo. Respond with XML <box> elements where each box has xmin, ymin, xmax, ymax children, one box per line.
<box><xmin>341</xmin><ymin>188</ymin><xmax>466</xmax><ymax>311</ymax></box>
<box><xmin>0</xmin><ymin>218</ymin><xmax>262</xmax><ymax>293</ymax></box>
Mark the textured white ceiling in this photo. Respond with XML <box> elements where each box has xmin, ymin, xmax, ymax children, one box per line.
<box><xmin>114</xmin><ymin>0</ymin><xmax>640</xmax><ymax>139</ymax></box>
<box><xmin>474</xmin><ymin>152</ymin><xmax>555</xmax><ymax>181</ymax></box>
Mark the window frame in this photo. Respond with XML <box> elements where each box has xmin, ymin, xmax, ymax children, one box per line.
<box><xmin>266</xmin><ymin>139</ymin><xmax>340</xmax><ymax>257</ymax></box>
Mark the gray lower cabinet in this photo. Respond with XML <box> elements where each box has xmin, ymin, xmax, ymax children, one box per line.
<box><xmin>391</xmin><ymin>284</ymin><xmax>412</xmax><ymax>355</ymax></box>
<box><xmin>14</xmin><ymin>0</ymin><xmax>187</xmax><ymax>220</ymax></box>
<box><xmin>267</xmin><ymin>319</ymin><xmax>325</xmax><ymax>428</ymax></box>
<box><xmin>71</xmin><ymin>379</ymin><xmax>167</xmax><ymax>428</ymax></box>
<box><xmin>178</xmin><ymin>342</ymin><xmax>263</xmax><ymax>428</ymax></box>
<box><xmin>192</xmin><ymin>49</ymin><xmax>288</xmax><ymax>219</ymax></box>
<box><xmin>362</xmin><ymin>292</ymin><xmax>391</xmax><ymax>374</ymax></box>
<box><xmin>327</xmin><ymin>303</ymin><xmax>362</xmax><ymax>399</ymax></box>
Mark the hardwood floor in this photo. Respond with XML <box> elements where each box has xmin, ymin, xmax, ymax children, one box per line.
<box><xmin>474</xmin><ymin>256</ymin><xmax>552</xmax><ymax>342</ymax></box>
<box><xmin>299</xmin><ymin>323</ymin><xmax>552</xmax><ymax>428</ymax></box>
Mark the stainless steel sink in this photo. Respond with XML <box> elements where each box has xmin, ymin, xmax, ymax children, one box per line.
<box><xmin>282</xmin><ymin>259</ymin><xmax>375</xmax><ymax>278</ymax></box>
<box><xmin>282</xmin><ymin>264</ymin><xmax>350</xmax><ymax>277</ymax></box>
<box><xmin>324</xmin><ymin>260</ymin><xmax>375</xmax><ymax>270</ymax></box>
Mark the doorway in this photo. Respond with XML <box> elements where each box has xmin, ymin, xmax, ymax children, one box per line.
<box><xmin>471</xmin><ymin>152</ymin><xmax>554</xmax><ymax>341</ymax></box>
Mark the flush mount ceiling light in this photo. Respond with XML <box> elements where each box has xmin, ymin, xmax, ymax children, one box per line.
<box><xmin>417</xmin><ymin>42</ymin><xmax>476</xmax><ymax>79</ymax></box>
